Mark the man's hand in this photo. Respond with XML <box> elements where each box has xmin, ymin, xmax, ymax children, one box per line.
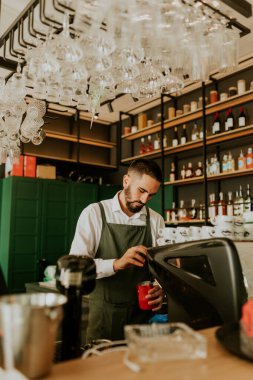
<box><xmin>113</xmin><ymin>245</ymin><xmax>147</xmax><ymax>271</ymax></box>
<box><xmin>146</xmin><ymin>285</ymin><xmax>164</xmax><ymax>311</ymax></box>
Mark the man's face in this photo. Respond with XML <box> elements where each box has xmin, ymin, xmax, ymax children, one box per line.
<box><xmin>123</xmin><ymin>173</ymin><xmax>161</xmax><ymax>214</ymax></box>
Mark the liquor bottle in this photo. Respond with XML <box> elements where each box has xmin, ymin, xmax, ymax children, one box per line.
<box><xmin>177</xmin><ymin>200</ymin><xmax>187</xmax><ymax>221</ymax></box>
<box><xmin>199</xmin><ymin>203</ymin><xmax>206</xmax><ymax>220</ymax></box>
<box><xmin>171</xmin><ymin>202</ymin><xmax>177</xmax><ymax>223</ymax></box>
<box><xmin>218</xmin><ymin>192</ymin><xmax>226</xmax><ymax>216</ymax></box>
<box><xmin>246</xmin><ymin>147</ymin><xmax>253</xmax><ymax>169</ymax></box>
<box><xmin>195</xmin><ymin>161</ymin><xmax>203</xmax><ymax>177</ymax></box>
<box><xmin>212</xmin><ymin>112</ymin><xmax>221</xmax><ymax>134</ymax></box>
<box><xmin>238</xmin><ymin>150</ymin><xmax>247</xmax><ymax>171</ymax></box>
<box><xmin>238</xmin><ymin>185</ymin><xmax>244</xmax><ymax>216</ymax></box>
<box><xmin>222</xmin><ymin>154</ymin><xmax>228</xmax><ymax>173</ymax></box>
<box><xmin>188</xmin><ymin>199</ymin><xmax>197</xmax><ymax>219</ymax></box>
<box><xmin>227</xmin><ymin>152</ymin><xmax>235</xmax><ymax>172</ymax></box>
<box><xmin>147</xmin><ymin>135</ymin><xmax>153</xmax><ymax>152</ymax></box>
<box><xmin>169</xmin><ymin>162</ymin><xmax>176</xmax><ymax>182</ymax></box>
<box><xmin>233</xmin><ymin>191</ymin><xmax>240</xmax><ymax>216</ymax></box>
<box><xmin>153</xmin><ymin>134</ymin><xmax>161</xmax><ymax>150</ymax></box>
<box><xmin>213</xmin><ymin>154</ymin><xmax>220</xmax><ymax>175</ymax></box>
<box><xmin>180</xmin><ymin>164</ymin><xmax>186</xmax><ymax>179</ymax></box>
<box><xmin>244</xmin><ymin>184</ymin><xmax>253</xmax><ymax>212</ymax></box>
<box><xmin>238</xmin><ymin>107</ymin><xmax>246</xmax><ymax>128</ymax></box>
<box><xmin>163</xmin><ymin>134</ymin><xmax>168</xmax><ymax>148</ymax></box>
<box><xmin>139</xmin><ymin>137</ymin><xmax>146</xmax><ymax>154</ymax></box>
<box><xmin>185</xmin><ymin>162</ymin><xmax>193</xmax><ymax>178</ymax></box>
<box><xmin>227</xmin><ymin>191</ymin><xmax>234</xmax><ymax>216</ymax></box>
<box><xmin>191</xmin><ymin>122</ymin><xmax>199</xmax><ymax>141</ymax></box>
<box><xmin>225</xmin><ymin>108</ymin><xmax>234</xmax><ymax>131</ymax></box>
<box><xmin>172</xmin><ymin>127</ymin><xmax>179</xmax><ymax>147</ymax></box>
<box><xmin>208</xmin><ymin>193</ymin><xmax>217</xmax><ymax>218</ymax></box>
<box><xmin>180</xmin><ymin>124</ymin><xmax>187</xmax><ymax>145</ymax></box>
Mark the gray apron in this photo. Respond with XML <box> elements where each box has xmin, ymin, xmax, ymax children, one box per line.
<box><xmin>86</xmin><ymin>202</ymin><xmax>153</xmax><ymax>342</ymax></box>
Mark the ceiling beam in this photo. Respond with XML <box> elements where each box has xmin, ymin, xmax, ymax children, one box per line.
<box><xmin>220</xmin><ymin>0</ymin><xmax>252</xmax><ymax>18</ymax></box>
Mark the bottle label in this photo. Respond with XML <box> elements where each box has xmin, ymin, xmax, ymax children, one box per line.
<box><xmin>213</xmin><ymin>122</ymin><xmax>220</xmax><ymax>133</ymax></box>
<box><xmin>172</xmin><ymin>139</ymin><xmax>178</xmax><ymax>147</ymax></box>
<box><xmin>199</xmin><ymin>131</ymin><xmax>203</xmax><ymax>139</ymax></box>
<box><xmin>238</xmin><ymin>159</ymin><xmax>245</xmax><ymax>169</ymax></box>
<box><xmin>227</xmin><ymin>118</ymin><xmax>233</xmax><ymax>129</ymax></box>
<box><xmin>180</xmin><ymin>137</ymin><xmax>186</xmax><ymax>145</ymax></box>
<box><xmin>192</xmin><ymin>134</ymin><xmax>197</xmax><ymax>141</ymax></box>
<box><xmin>227</xmin><ymin>205</ymin><xmax>233</xmax><ymax>216</ymax></box>
<box><xmin>244</xmin><ymin>202</ymin><xmax>251</xmax><ymax>212</ymax></box>
<box><xmin>195</xmin><ymin>169</ymin><xmax>202</xmax><ymax>177</ymax></box>
<box><xmin>246</xmin><ymin>156</ymin><xmax>253</xmax><ymax>166</ymax></box>
<box><xmin>239</xmin><ymin>116</ymin><xmax>246</xmax><ymax>127</ymax></box>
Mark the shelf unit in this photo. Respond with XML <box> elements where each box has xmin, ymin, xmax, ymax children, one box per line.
<box><xmin>120</xmin><ymin>69</ymin><xmax>253</xmax><ymax>222</ymax></box>
<box><xmin>23</xmin><ymin>103</ymin><xmax>118</xmax><ymax>170</ymax></box>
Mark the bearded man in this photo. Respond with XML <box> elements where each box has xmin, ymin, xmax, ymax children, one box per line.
<box><xmin>70</xmin><ymin>158</ymin><xmax>165</xmax><ymax>341</ymax></box>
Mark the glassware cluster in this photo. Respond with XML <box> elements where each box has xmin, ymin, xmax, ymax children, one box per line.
<box><xmin>17</xmin><ymin>0</ymin><xmax>239</xmax><ymax>119</ymax></box>
<box><xmin>0</xmin><ymin>64</ymin><xmax>46</xmax><ymax>165</ymax></box>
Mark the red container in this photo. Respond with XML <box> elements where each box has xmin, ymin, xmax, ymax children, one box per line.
<box><xmin>136</xmin><ymin>281</ymin><xmax>153</xmax><ymax>310</ymax></box>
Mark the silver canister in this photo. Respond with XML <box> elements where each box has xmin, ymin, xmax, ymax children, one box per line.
<box><xmin>0</xmin><ymin>293</ymin><xmax>67</xmax><ymax>379</ymax></box>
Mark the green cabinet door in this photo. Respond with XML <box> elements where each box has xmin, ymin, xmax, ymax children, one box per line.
<box><xmin>98</xmin><ymin>184</ymin><xmax>121</xmax><ymax>201</ymax></box>
<box><xmin>148</xmin><ymin>185</ymin><xmax>173</xmax><ymax>217</ymax></box>
<box><xmin>0</xmin><ymin>177</ymin><xmax>42</xmax><ymax>292</ymax></box>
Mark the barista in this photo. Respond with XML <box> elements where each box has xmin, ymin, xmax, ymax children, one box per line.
<box><xmin>70</xmin><ymin>158</ymin><xmax>165</xmax><ymax>341</ymax></box>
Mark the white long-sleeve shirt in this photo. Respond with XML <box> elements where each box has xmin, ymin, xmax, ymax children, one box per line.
<box><xmin>70</xmin><ymin>192</ymin><xmax>165</xmax><ymax>278</ymax></box>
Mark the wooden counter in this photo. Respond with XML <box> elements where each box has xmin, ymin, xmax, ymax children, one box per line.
<box><xmin>45</xmin><ymin>327</ymin><xmax>253</xmax><ymax>380</ymax></box>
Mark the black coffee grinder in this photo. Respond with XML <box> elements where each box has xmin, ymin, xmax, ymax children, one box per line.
<box><xmin>55</xmin><ymin>255</ymin><xmax>96</xmax><ymax>361</ymax></box>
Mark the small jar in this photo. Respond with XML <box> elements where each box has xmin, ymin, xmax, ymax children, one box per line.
<box><xmin>190</xmin><ymin>101</ymin><xmax>198</xmax><ymax>112</ymax></box>
<box><xmin>210</xmin><ymin>90</ymin><xmax>218</xmax><ymax>104</ymax></box>
<box><xmin>176</xmin><ymin>109</ymin><xmax>183</xmax><ymax>117</ymax></box>
<box><xmin>198</xmin><ymin>97</ymin><xmax>208</xmax><ymax>108</ymax></box>
<box><xmin>168</xmin><ymin>107</ymin><xmax>175</xmax><ymax>119</ymax></box>
<box><xmin>131</xmin><ymin>125</ymin><xmax>138</xmax><ymax>133</ymax></box>
<box><xmin>250</xmin><ymin>81</ymin><xmax>253</xmax><ymax>91</ymax></box>
<box><xmin>228</xmin><ymin>86</ymin><xmax>237</xmax><ymax>97</ymax></box>
<box><xmin>124</xmin><ymin>126</ymin><xmax>131</xmax><ymax>135</ymax></box>
<box><xmin>220</xmin><ymin>92</ymin><xmax>228</xmax><ymax>101</ymax></box>
<box><xmin>183</xmin><ymin>104</ymin><xmax>190</xmax><ymax>114</ymax></box>
<box><xmin>237</xmin><ymin>79</ymin><xmax>246</xmax><ymax>95</ymax></box>
<box><xmin>147</xmin><ymin>119</ymin><xmax>154</xmax><ymax>127</ymax></box>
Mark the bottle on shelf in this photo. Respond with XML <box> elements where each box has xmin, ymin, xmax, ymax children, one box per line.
<box><xmin>153</xmin><ymin>134</ymin><xmax>161</xmax><ymax>150</ymax></box>
<box><xmin>225</xmin><ymin>108</ymin><xmax>234</xmax><ymax>131</ymax></box>
<box><xmin>139</xmin><ymin>137</ymin><xmax>146</xmax><ymax>154</ymax></box>
<box><xmin>195</xmin><ymin>161</ymin><xmax>203</xmax><ymax>177</ymax></box>
<box><xmin>238</xmin><ymin>150</ymin><xmax>247</xmax><ymax>171</ymax></box>
<box><xmin>238</xmin><ymin>107</ymin><xmax>246</xmax><ymax>128</ymax></box>
<box><xmin>238</xmin><ymin>185</ymin><xmax>244</xmax><ymax>216</ymax></box>
<box><xmin>180</xmin><ymin>124</ymin><xmax>187</xmax><ymax>145</ymax></box>
<box><xmin>246</xmin><ymin>147</ymin><xmax>253</xmax><ymax>169</ymax></box>
<box><xmin>191</xmin><ymin>122</ymin><xmax>199</xmax><ymax>141</ymax></box>
<box><xmin>199</xmin><ymin>123</ymin><xmax>204</xmax><ymax>139</ymax></box>
<box><xmin>198</xmin><ymin>203</ymin><xmax>206</xmax><ymax>220</ymax></box>
<box><xmin>172</xmin><ymin>127</ymin><xmax>179</xmax><ymax>147</ymax></box>
<box><xmin>165</xmin><ymin>209</ymin><xmax>171</xmax><ymax>223</ymax></box>
<box><xmin>163</xmin><ymin>134</ymin><xmax>168</xmax><ymax>148</ymax></box>
<box><xmin>146</xmin><ymin>135</ymin><xmax>153</xmax><ymax>152</ymax></box>
<box><xmin>170</xmin><ymin>202</ymin><xmax>177</xmax><ymax>223</ymax></box>
<box><xmin>177</xmin><ymin>200</ymin><xmax>187</xmax><ymax>221</ymax></box>
<box><xmin>213</xmin><ymin>154</ymin><xmax>220</xmax><ymax>175</ymax></box>
<box><xmin>185</xmin><ymin>162</ymin><xmax>193</xmax><ymax>178</ymax></box>
<box><xmin>212</xmin><ymin>112</ymin><xmax>221</xmax><ymax>134</ymax></box>
<box><xmin>227</xmin><ymin>152</ymin><xmax>235</xmax><ymax>172</ymax></box>
<box><xmin>169</xmin><ymin>161</ymin><xmax>176</xmax><ymax>182</ymax></box>
<box><xmin>233</xmin><ymin>191</ymin><xmax>240</xmax><ymax>216</ymax></box>
<box><xmin>222</xmin><ymin>154</ymin><xmax>228</xmax><ymax>173</ymax></box>
<box><xmin>218</xmin><ymin>192</ymin><xmax>226</xmax><ymax>216</ymax></box>
<box><xmin>208</xmin><ymin>193</ymin><xmax>217</xmax><ymax>218</ymax></box>
<box><xmin>180</xmin><ymin>164</ymin><xmax>186</xmax><ymax>180</ymax></box>
<box><xmin>188</xmin><ymin>199</ymin><xmax>197</xmax><ymax>219</ymax></box>
<box><xmin>227</xmin><ymin>191</ymin><xmax>234</xmax><ymax>216</ymax></box>
<box><xmin>244</xmin><ymin>184</ymin><xmax>253</xmax><ymax>212</ymax></box>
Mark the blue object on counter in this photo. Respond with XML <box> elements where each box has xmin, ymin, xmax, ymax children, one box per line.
<box><xmin>149</xmin><ymin>314</ymin><xmax>168</xmax><ymax>324</ymax></box>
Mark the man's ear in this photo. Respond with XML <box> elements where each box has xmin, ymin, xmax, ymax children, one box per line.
<box><xmin>123</xmin><ymin>174</ymin><xmax>129</xmax><ymax>188</ymax></box>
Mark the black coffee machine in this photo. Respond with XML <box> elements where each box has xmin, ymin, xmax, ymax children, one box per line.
<box><xmin>147</xmin><ymin>238</ymin><xmax>247</xmax><ymax>330</ymax></box>
<box><xmin>55</xmin><ymin>255</ymin><xmax>96</xmax><ymax>361</ymax></box>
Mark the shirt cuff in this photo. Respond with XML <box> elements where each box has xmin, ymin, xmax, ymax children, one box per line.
<box><xmin>95</xmin><ymin>258</ymin><xmax>116</xmax><ymax>279</ymax></box>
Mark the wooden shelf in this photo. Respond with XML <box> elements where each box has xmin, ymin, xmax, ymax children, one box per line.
<box><xmin>78</xmin><ymin>160</ymin><xmax>117</xmax><ymax>169</ymax></box>
<box><xmin>121</xmin><ymin>149</ymin><xmax>162</xmax><ymax>163</ymax></box>
<box><xmin>121</xmin><ymin>90</ymin><xmax>253</xmax><ymax>141</ymax></box>
<box><xmin>165</xmin><ymin>168</ymin><xmax>253</xmax><ymax>186</ymax></box>
<box><xmin>28</xmin><ymin>152</ymin><xmax>77</xmax><ymax>163</ymax></box>
<box><xmin>45</xmin><ymin>131</ymin><xmax>116</xmax><ymax>149</ymax></box>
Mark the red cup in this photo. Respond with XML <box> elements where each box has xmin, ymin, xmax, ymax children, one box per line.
<box><xmin>136</xmin><ymin>281</ymin><xmax>153</xmax><ymax>310</ymax></box>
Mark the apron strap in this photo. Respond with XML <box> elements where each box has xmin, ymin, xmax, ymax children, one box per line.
<box><xmin>98</xmin><ymin>202</ymin><xmax>107</xmax><ymax>227</ymax></box>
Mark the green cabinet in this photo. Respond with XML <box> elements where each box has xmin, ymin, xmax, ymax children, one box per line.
<box><xmin>0</xmin><ymin>177</ymin><xmax>98</xmax><ymax>293</ymax></box>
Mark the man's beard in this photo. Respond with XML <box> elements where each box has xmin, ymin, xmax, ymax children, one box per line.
<box><xmin>124</xmin><ymin>186</ymin><xmax>145</xmax><ymax>213</ymax></box>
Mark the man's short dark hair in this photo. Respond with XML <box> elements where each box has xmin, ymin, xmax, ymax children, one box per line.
<box><xmin>128</xmin><ymin>159</ymin><xmax>163</xmax><ymax>183</ymax></box>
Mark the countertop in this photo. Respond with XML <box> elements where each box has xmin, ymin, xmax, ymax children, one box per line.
<box><xmin>45</xmin><ymin>327</ymin><xmax>253</xmax><ymax>380</ymax></box>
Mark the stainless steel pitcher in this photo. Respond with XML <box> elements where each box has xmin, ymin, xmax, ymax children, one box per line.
<box><xmin>0</xmin><ymin>293</ymin><xmax>67</xmax><ymax>379</ymax></box>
